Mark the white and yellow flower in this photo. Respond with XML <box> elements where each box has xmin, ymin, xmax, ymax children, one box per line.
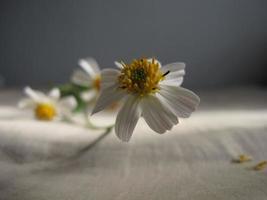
<box><xmin>19</xmin><ymin>87</ymin><xmax>77</xmax><ymax>121</ymax></box>
<box><xmin>92</xmin><ymin>58</ymin><xmax>200</xmax><ymax>142</ymax></box>
<box><xmin>71</xmin><ymin>58</ymin><xmax>101</xmax><ymax>102</ymax></box>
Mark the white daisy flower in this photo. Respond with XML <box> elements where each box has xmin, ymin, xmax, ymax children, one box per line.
<box><xmin>92</xmin><ymin>58</ymin><xmax>200</xmax><ymax>142</ymax></box>
<box><xmin>18</xmin><ymin>87</ymin><xmax>77</xmax><ymax>121</ymax></box>
<box><xmin>71</xmin><ymin>58</ymin><xmax>101</xmax><ymax>102</ymax></box>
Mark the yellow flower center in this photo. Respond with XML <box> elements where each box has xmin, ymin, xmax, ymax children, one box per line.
<box><xmin>93</xmin><ymin>75</ymin><xmax>101</xmax><ymax>91</ymax></box>
<box><xmin>118</xmin><ymin>58</ymin><xmax>165</xmax><ymax>96</ymax></box>
<box><xmin>35</xmin><ymin>103</ymin><xmax>56</xmax><ymax>121</ymax></box>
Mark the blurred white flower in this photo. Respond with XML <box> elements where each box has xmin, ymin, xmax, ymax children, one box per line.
<box><xmin>71</xmin><ymin>58</ymin><xmax>101</xmax><ymax>102</ymax></box>
<box><xmin>92</xmin><ymin>58</ymin><xmax>200</xmax><ymax>142</ymax></box>
<box><xmin>18</xmin><ymin>87</ymin><xmax>77</xmax><ymax>121</ymax></box>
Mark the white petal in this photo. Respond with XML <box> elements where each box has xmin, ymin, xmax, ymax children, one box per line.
<box><xmin>162</xmin><ymin>62</ymin><xmax>185</xmax><ymax>72</ymax></box>
<box><xmin>161</xmin><ymin>63</ymin><xmax>186</xmax><ymax>86</ymax></box>
<box><xmin>161</xmin><ymin>77</ymin><xmax>184</xmax><ymax>86</ymax></box>
<box><xmin>18</xmin><ymin>98</ymin><xmax>35</xmax><ymax>109</ymax></box>
<box><xmin>78</xmin><ymin>58</ymin><xmax>100</xmax><ymax>77</ymax></box>
<box><xmin>24</xmin><ymin>86</ymin><xmax>47</xmax><ymax>103</ymax></box>
<box><xmin>115</xmin><ymin>95</ymin><xmax>141</xmax><ymax>142</ymax></box>
<box><xmin>58</xmin><ymin>96</ymin><xmax>77</xmax><ymax>111</ymax></box>
<box><xmin>100</xmin><ymin>68</ymin><xmax>120</xmax><ymax>90</ymax></box>
<box><xmin>48</xmin><ymin>88</ymin><xmax>60</xmax><ymax>100</ymax></box>
<box><xmin>91</xmin><ymin>84</ymin><xmax>126</xmax><ymax>115</ymax></box>
<box><xmin>114</xmin><ymin>61</ymin><xmax>123</xmax><ymax>69</ymax></box>
<box><xmin>80</xmin><ymin>90</ymin><xmax>97</xmax><ymax>102</ymax></box>
<box><xmin>71</xmin><ymin>69</ymin><xmax>92</xmax><ymax>87</ymax></box>
<box><xmin>158</xmin><ymin>85</ymin><xmax>200</xmax><ymax>118</ymax></box>
<box><xmin>141</xmin><ymin>95</ymin><xmax>178</xmax><ymax>134</ymax></box>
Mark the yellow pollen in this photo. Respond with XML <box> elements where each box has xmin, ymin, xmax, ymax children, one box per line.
<box><xmin>233</xmin><ymin>154</ymin><xmax>252</xmax><ymax>163</ymax></box>
<box><xmin>118</xmin><ymin>58</ymin><xmax>164</xmax><ymax>96</ymax></box>
<box><xmin>254</xmin><ymin>161</ymin><xmax>267</xmax><ymax>171</ymax></box>
<box><xmin>35</xmin><ymin>103</ymin><xmax>56</xmax><ymax>121</ymax></box>
<box><xmin>93</xmin><ymin>75</ymin><xmax>101</xmax><ymax>91</ymax></box>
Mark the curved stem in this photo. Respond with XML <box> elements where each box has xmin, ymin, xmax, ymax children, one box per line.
<box><xmin>84</xmin><ymin>112</ymin><xmax>114</xmax><ymax>130</ymax></box>
<box><xmin>62</xmin><ymin>112</ymin><xmax>114</xmax><ymax>131</ymax></box>
<box><xmin>71</xmin><ymin>127</ymin><xmax>113</xmax><ymax>158</ymax></box>
<box><xmin>85</xmin><ymin>116</ymin><xmax>114</xmax><ymax>130</ymax></box>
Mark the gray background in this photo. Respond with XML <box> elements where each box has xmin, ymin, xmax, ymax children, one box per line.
<box><xmin>0</xmin><ymin>0</ymin><xmax>267</xmax><ymax>89</ymax></box>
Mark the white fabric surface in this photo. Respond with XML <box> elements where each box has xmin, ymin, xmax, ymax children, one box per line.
<box><xmin>0</xmin><ymin>88</ymin><xmax>267</xmax><ymax>200</ymax></box>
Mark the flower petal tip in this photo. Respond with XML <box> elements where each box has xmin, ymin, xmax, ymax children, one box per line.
<box><xmin>114</xmin><ymin>61</ymin><xmax>123</xmax><ymax>69</ymax></box>
<box><xmin>117</xmin><ymin>136</ymin><xmax>131</xmax><ymax>142</ymax></box>
<box><xmin>115</xmin><ymin>132</ymin><xmax>132</xmax><ymax>142</ymax></box>
<box><xmin>90</xmin><ymin>108</ymin><xmax>98</xmax><ymax>116</ymax></box>
<box><xmin>24</xmin><ymin>86</ymin><xmax>32</xmax><ymax>94</ymax></box>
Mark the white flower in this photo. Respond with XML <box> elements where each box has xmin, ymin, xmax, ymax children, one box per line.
<box><xmin>92</xmin><ymin>58</ymin><xmax>200</xmax><ymax>142</ymax></box>
<box><xmin>71</xmin><ymin>58</ymin><xmax>101</xmax><ymax>102</ymax></box>
<box><xmin>18</xmin><ymin>87</ymin><xmax>77</xmax><ymax>121</ymax></box>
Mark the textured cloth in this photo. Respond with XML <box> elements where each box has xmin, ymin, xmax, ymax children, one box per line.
<box><xmin>0</xmin><ymin>88</ymin><xmax>267</xmax><ymax>200</ymax></box>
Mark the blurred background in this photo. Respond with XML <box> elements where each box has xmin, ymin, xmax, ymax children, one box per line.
<box><xmin>0</xmin><ymin>0</ymin><xmax>267</xmax><ymax>89</ymax></box>
<box><xmin>1</xmin><ymin>2</ymin><xmax>267</xmax><ymax>199</ymax></box>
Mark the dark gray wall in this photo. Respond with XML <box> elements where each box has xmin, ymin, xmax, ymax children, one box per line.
<box><xmin>0</xmin><ymin>0</ymin><xmax>267</xmax><ymax>88</ymax></box>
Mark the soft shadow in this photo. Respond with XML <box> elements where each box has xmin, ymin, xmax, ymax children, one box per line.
<box><xmin>0</xmin><ymin>127</ymin><xmax>112</xmax><ymax>166</ymax></box>
<box><xmin>29</xmin><ymin>128</ymin><xmax>113</xmax><ymax>174</ymax></box>
<box><xmin>69</xmin><ymin>127</ymin><xmax>112</xmax><ymax>159</ymax></box>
